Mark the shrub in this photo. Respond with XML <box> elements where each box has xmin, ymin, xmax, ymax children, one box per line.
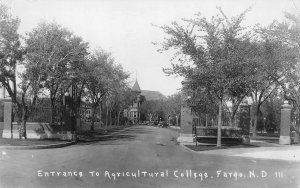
<box><xmin>195</xmin><ymin>127</ymin><xmax>244</xmax><ymax>137</ymax></box>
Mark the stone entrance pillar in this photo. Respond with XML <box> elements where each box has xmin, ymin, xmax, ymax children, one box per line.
<box><xmin>0</xmin><ymin>86</ymin><xmax>15</xmax><ymax>138</ymax></box>
<box><xmin>239</xmin><ymin>103</ymin><xmax>251</xmax><ymax>130</ymax></box>
<box><xmin>0</xmin><ymin>87</ymin><xmax>5</xmax><ymax>99</ymax></box>
<box><xmin>279</xmin><ymin>101</ymin><xmax>292</xmax><ymax>145</ymax></box>
<box><xmin>239</xmin><ymin>102</ymin><xmax>251</xmax><ymax>144</ymax></box>
<box><xmin>177</xmin><ymin>80</ymin><xmax>196</xmax><ymax>143</ymax></box>
<box><xmin>177</xmin><ymin>105</ymin><xmax>194</xmax><ymax>143</ymax></box>
<box><xmin>177</xmin><ymin>86</ymin><xmax>195</xmax><ymax>143</ymax></box>
<box><xmin>177</xmin><ymin>106</ymin><xmax>194</xmax><ymax>142</ymax></box>
<box><xmin>2</xmin><ymin>98</ymin><xmax>13</xmax><ymax>139</ymax></box>
<box><xmin>0</xmin><ymin>87</ymin><xmax>6</xmax><ymax>138</ymax></box>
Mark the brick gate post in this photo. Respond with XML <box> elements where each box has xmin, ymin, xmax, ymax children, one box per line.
<box><xmin>239</xmin><ymin>102</ymin><xmax>251</xmax><ymax>144</ymax></box>
<box><xmin>279</xmin><ymin>101</ymin><xmax>292</xmax><ymax>145</ymax></box>
<box><xmin>177</xmin><ymin>105</ymin><xmax>194</xmax><ymax>143</ymax></box>
<box><xmin>177</xmin><ymin>81</ymin><xmax>195</xmax><ymax>143</ymax></box>
<box><xmin>2</xmin><ymin>98</ymin><xmax>12</xmax><ymax>139</ymax></box>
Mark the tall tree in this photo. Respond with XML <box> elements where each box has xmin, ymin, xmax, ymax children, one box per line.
<box><xmin>107</xmin><ymin>64</ymin><xmax>130</xmax><ymax>126</ymax></box>
<box><xmin>140</xmin><ymin>100</ymin><xmax>165</xmax><ymax>122</ymax></box>
<box><xmin>106</xmin><ymin>65</ymin><xmax>131</xmax><ymax>126</ymax></box>
<box><xmin>164</xmin><ymin>92</ymin><xmax>182</xmax><ymax>125</ymax></box>
<box><xmin>0</xmin><ymin>4</ymin><xmax>44</xmax><ymax>138</ymax></box>
<box><xmin>262</xmin><ymin>13</ymin><xmax>300</xmax><ymax>141</ymax></box>
<box><xmin>0</xmin><ymin>4</ymin><xmax>23</xmax><ymax>103</ymax></box>
<box><xmin>25</xmin><ymin>22</ymin><xmax>88</xmax><ymax>122</ymax></box>
<box><xmin>14</xmin><ymin>61</ymin><xmax>45</xmax><ymax>138</ymax></box>
<box><xmin>157</xmin><ymin>7</ymin><xmax>256</xmax><ymax>146</ymax></box>
<box><xmin>248</xmin><ymin>38</ymin><xmax>294</xmax><ymax>136</ymax></box>
<box><xmin>85</xmin><ymin>49</ymin><xmax>116</xmax><ymax>131</ymax></box>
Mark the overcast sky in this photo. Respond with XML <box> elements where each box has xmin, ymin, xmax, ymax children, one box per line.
<box><xmin>3</xmin><ymin>0</ymin><xmax>299</xmax><ymax>96</ymax></box>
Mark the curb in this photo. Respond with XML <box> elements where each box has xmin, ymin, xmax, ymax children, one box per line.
<box><xmin>179</xmin><ymin>143</ymin><xmax>199</xmax><ymax>154</ymax></box>
<box><xmin>169</xmin><ymin>126</ymin><xmax>181</xmax><ymax>130</ymax></box>
<box><xmin>250</xmin><ymin>140</ymin><xmax>285</xmax><ymax>147</ymax></box>
<box><xmin>77</xmin><ymin>135</ymin><xmax>112</xmax><ymax>143</ymax></box>
<box><xmin>179</xmin><ymin>141</ymin><xmax>300</xmax><ymax>162</ymax></box>
<box><xmin>0</xmin><ymin>126</ymin><xmax>133</xmax><ymax>149</ymax></box>
<box><xmin>0</xmin><ymin>141</ymin><xmax>76</xmax><ymax>150</ymax></box>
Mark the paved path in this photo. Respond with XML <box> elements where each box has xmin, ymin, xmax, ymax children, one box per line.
<box><xmin>0</xmin><ymin>125</ymin><xmax>299</xmax><ymax>188</ymax></box>
<box><xmin>188</xmin><ymin>143</ymin><xmax>300</xmax><ymax>162</ymax></box>
<box><xmin>189</xmin><ymin>139</ymin><xmax>300</xmax><ymax>161</ymax></box>
<box><xmin>233</xmin><ymin>147</ymin><xmax>300</xmax><ymax>161</ymax></box>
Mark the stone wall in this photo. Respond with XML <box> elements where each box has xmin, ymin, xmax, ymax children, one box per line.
<box><xmin>0</xmin><ymin>99</ymin><xmax>76</xmax><ymax>141</ymax></box>
<box><xmin>2</xmin><ymin>122</ymin><xmax>75</xmax><ymax>141</ymax></box>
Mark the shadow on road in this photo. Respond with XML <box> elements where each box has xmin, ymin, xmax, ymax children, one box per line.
<box><xmin>77</xmin><ymin>126</ymin><xmax>153</xmax><ymax>146</ymax></box>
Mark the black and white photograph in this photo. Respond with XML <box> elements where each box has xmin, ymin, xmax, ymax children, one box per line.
<box><xmin>0</xmin><ymin>0</ymin><xmax>300</xmax><ymax>187</ymax></box>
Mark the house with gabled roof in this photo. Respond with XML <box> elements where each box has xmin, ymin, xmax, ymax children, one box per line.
<box><xmin>123</xmin><ymin>80</ymin><xmax>144</xmax><ymax>124</ymax></box>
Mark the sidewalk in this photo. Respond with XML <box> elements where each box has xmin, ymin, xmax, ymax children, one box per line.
<box><xmin>0</xmin><ymin>125</ymin><xmax>132</xmax><ymax>149</ymax></box>
<box><xmin>0</xmin><ymin>138</ymin><xmax>75</xmax><ymax>150</ymax></box>
<box><xmin>197</xmin><ymin>144</ymin><xmax>300</xmax><ymax>162</ymax></box>
<box><xmin>182</xmin><ymin>137</ymin><xmax>300</xmax><ymax>162</ymax></box>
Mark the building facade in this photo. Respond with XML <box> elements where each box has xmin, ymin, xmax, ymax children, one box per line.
<box><xmin>124</xmin><ymin>80</ymin><xmax>143</xmax><ymax>124</ymax></box>
<box><xmin>79</xmin><ymin>105</ymin><xmax>101</xmax><ymax>122</ymax></box>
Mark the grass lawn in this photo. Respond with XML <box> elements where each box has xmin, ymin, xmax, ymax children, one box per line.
<box><xmin>185</xmin><ymin>144</ymin><xmax>259</xmax><ymax>151</ymax></box>
<box><xmin>0</xmin><ymin>138</ymin><xmax>68</xmax><ymax>146</ymax></box>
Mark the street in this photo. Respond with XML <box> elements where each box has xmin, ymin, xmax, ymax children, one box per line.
<box><xmin>0</xmin><ymin>125</ymin><xmax>299</xmax><ymax>188</ymax></box>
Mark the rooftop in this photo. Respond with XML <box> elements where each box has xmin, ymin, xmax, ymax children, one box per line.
<box><xmin>132</xmin><ymin>80</ymin><xmax>141</xmax><ymax>93</ymax></box>
<box><xmin>141</xmin><ymin>90</ymin><xmax>166</xmax><ymax>101</ymax></box>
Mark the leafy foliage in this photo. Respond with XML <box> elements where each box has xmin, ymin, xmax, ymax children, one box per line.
<box><xmin>84</xmin><ymin>49</ymin><xmax>130</xmax><ymax>129</ymax></box>
<box><xmin>0</xmin><ymin>4</ymin><xmax>44</xmax><ymax>138</ymax></box>
<box><xmin>0</xmin><ymin>4</ymin><xmax>23</xmax><ymax>101</ymax></box>
<box><xmin>157</xmin><ymin>7</ymin><xmax>256</xmax><ymax>146</ymax></box>
<box><xmin>25</xmin><ymin>22</ymin><xmax>89</xmax><ymax>110</ymax></box>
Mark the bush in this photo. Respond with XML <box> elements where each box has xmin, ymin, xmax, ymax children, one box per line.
<box><xmin>196</xmin><ymin>137</ymin><xmax>243</xmax><ymax>145</ymax></box>
<box><xmin>195</xmin><ymin>127</ymin><xmax>244</xmax><ymax>137</ymax></box>
<box><xmin>159</xmin><ymin>121</ymin><xmax>168</xmax><ymax>128</ymax></box>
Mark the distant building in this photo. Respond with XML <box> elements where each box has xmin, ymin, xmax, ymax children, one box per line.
<box><xmin>124</xmin><ymin>80</ymin><xmax>143</xmax><ymax>124</ymax></box>
<box><xmin>123</xmin><ymin>80</ymin><xmax>168</xmax><ymax>124</ymax></box>
<box><xmin>79</xmin><ymin>103</ymin><xmax>101</xmax><ymax>122</ymax></box>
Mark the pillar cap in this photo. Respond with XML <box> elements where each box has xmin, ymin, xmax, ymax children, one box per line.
<box><xmin>1</xmin><ymin>98</ymin><xmax>12</xmax><ymax>102</ymax></box>
<box><xmin>282</xmin><ymin>101</ymin><xmax>292</xmax><ymax>109</ymax></box>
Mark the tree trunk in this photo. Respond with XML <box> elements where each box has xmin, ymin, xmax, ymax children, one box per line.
<box><xmin>113</xmin><ymin>112</ymin><xmax>115</xmax><ymax>126</ymax></box>
<box><xmin>90</xmin><ymin>106</ymin><xmax>96</xmax><ymax>131</ymax></box>
<box><xmin>118</xmin><ymin>110</ymin><xmax>121</xmax><ymax>126</ymax></box>
<box><xmin>19</xmin><ymin>108</ymin><xmax>27</xmax><ymax>139</ymax></box>
<box><xmin>295</xmin><ymin>113</ymin><xmax>300</xmax><ymax>143</ymax></box>
<box><xmin>230</xmin><ymin>115</ymin><xmax>235</xmax><ymax>127</ymax></box>
<box><xmin>50</xmin><ymin>102</ymin><xmax>54</xmax><ymax>124</ymax></box>
<box><xmin>50</xmin><ymin>96</ymin><xmax>56</xmax><ymax>124</ymax></box>
<box><xmin>114</xmin><ymin>112</ymin><xmax>117</xmax><ymax>126</ymax></box>
<box><xmin>99</xmin><ymin>102</ymin><xmax>102</xmax><ymax>127</ymax></box>
<box><xmin>106</xmin><ymin>105</ymin><xmax>109</xmax><ymax>131</ymax></box>
<box><xmin>252</xmin><ymin>102</ymin><xmax>261</xmax><ymax>137</ymax></box>
<box><xmin>252</xmin><ymin>93</ymin><xmax>259</xmax><ymax>136</ymax></box>
<box><xmin>217</xmin><ymin>99</ymin><xmax>222</xmax><ymax>147</ymax></box>
<box><xmin>253</xmin><ymin>112</ymin><xmax>258</xmax><ymax>136</ymax></box>
<box><xmin>109</xmin><ymin>107</ymin><xmax>112</xmax><ymax>127</ymax></box>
